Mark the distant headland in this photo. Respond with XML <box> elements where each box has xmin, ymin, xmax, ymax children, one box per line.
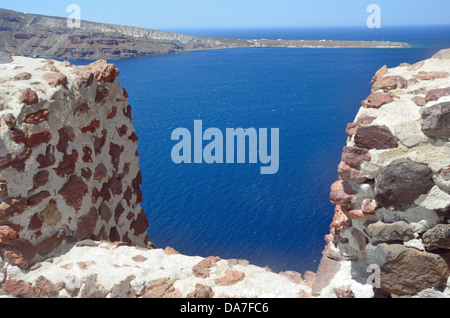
<box><xmin>0</xmin><ymin>8</ymin><xmax>411</xmax><ymax>60</ymax></box>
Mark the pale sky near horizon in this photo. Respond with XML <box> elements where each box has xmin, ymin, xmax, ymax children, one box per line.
<box><xmin>0</xmin><ymin>0</ymin><xmax>449</xmax><ymax>30</ymax></box>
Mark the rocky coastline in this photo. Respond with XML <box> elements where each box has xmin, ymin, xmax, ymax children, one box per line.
<box><xmin>0</xmin><ymin>8</ymin><xmax>410</xmax><ymax>61</ymax></box>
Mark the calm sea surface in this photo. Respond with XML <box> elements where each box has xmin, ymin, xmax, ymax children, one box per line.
<box><xmin>73</xmin><ymin>26</ymin><xmax>450</xmax><ymax>274</ymax></box>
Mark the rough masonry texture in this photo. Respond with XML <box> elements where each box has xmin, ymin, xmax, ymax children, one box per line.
<box><xmin>315</xmin><ymin>48</ymin><xmax>450</xmax><ymax>298</ymax></box>
<box><xmin>0</xmin><ymin>56</ymin><xmax>150</xmax><ymax>271</ymax></box>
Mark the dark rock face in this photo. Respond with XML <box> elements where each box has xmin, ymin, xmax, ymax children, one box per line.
<box><xmin>374</xmin><ymin>158</ymin><xmax>434</xmax><ymax>211</ymax></box>
<box><xmin>354</xmin><ymin>125</ymin><xmax>398</xmax><ymax>150</ymax></box>
<box><xmin>422</xmin><ymin>224</ymin><xmax>450</xmax><ymax>251</ymax></box>
<box><xmin>366</xmin><ymin>243</ymin><xmax>449</xmax><ymax>296</ymax></box>
<box><xmin>421</xmin><ymin>102</ymin><xmax>450</xmax><ymax>138</ymax></box>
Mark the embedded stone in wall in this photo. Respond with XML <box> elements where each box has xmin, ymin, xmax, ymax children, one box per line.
<box><xmin>354</xmin><ymin>125</ymin><xmax>398</xmax><ymax>150</ymax></box>
<box><xmin>374</xmin><ymin>158</ymin><xmax>434</xmax><ymax>211</ymax></box>
<box><xmin>421</xmin><ymin>102</ymin><xmax>450</xmax><ymax>139</ymax></box>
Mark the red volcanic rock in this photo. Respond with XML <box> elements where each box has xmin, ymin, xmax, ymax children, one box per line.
<box><xmin>54</xmin><ymin>150</ymin><xmax>78</xmax><ymax>177</ymax></box>
<box><xmin>413</xmin><ymin>71</ymin><xmax>449</xmax><ymax>81</ymax></box>
<box><xmin>95</xmin><ymin>86</ymin><xmax>109</xmax><ymax>105</ymax></box>
<box><xmin>338</xmin><ymin>161</ymin><xmax>366</xmax><ymax>184</ymax></box>
<box><xmin>109</xmin><ymin>143</ymin><xmax>124</xmax><ymax>171</ymax></box>
<box><xmin>28</xmin><ymin>191</ymin><xmax>51</xmax><ymax>207</ymax></box>
<box><xmin>411</xmin><ymin>96</ymin><xmax>426</xmax><ymax>107</ymax></box>
<box><xmin>43</xmin><ymin>72</ymin><xmax>68</xmax><ymax>87</ymax></box>
<box><xmin>2</xmin><ymin>278</ymin><xmax>35</xmax><ymax>297</ymax></box>
<box><xmin>58</xmin><ymin>175</ymin><xmax>88</xmax><ymax>211</ymax></box>
<box><xmin>82</xmin><ymin>147</ymin><xmax>93</xmax><ymax>163</ymax></box>
<box><xmin>107</xmin><ymin>106</ymin><xmax>118</xmax><ymax>119</ymax></box>
<box><xmin>36</xmin><ymin>145</ymin><xmax>56</xmax><ymax>168</ymax></box>
<box><xmin>94</xmin><ymin>164</ymin><xmax>108</xmax><ymax>181</ymax></box>
<box><xmin>13</xmin><ymin>72</ymin><xmax>32</xmax><ymax>81</ymax></box>
<box><xmin>74</xmin><ymin>207</ymin><xmax>99</xmax><ymax>241</ymax></box>
<box><xmin>330</xmin><ymin>180</ymin><xmax>356</xmax><ymax>206</ymax></box>
<box><xmin>372</xmin><ymin>76</ymin><xmax>408</xmax><ymax>92</ymax></box>
<box><xmin>354</xmin><ymin>125</ymin><xmax>398</xmax><ymax>150</ymax></box>
<box><xmin>110</xmin><ymin>276</ymin><xmax>137</xmax><ymax>299</ymax></box>
<box><xmin>37</xmin><ymin>230</ymin><xmax>66</xmax><ymax>256</ymax></box>
<box><xmin>341</xmin><ymin>146</ymin><xmax>372</xmax><ymax>167</ymax></box>
<box><xmin>89</xmin><ymin>60</ymin><xmax>120</xmax><ymax>83</ymax></box>
<box><xmin>193</xmin><ymin>256</ymin><xmax>221</xmax><ymax>278</ymax></box>
<box><xmin>425</xmin><ymin>88</ymin><xmax>450</xmax><ymax>102</ymax></box>
<box><xmin>187</xmin><ymin>284</ymin><xmax>215</xmax><ymax>298</ymax></box>
<box><xmin>25</xmin><ymin>109</ymin><xmax>50</xmax><ymax>124</ymax></box>
<box><xmin>9</xmin><ymin>129</ymin><xmax>26</xmax><ymax>144</ymax></box>
<box><xmin>0</xmin><ymin>225</ymin><xmax>19</xmax><ymax>244</ymax></box>
<box><xmin>31</xmin><ymin>170</ymin><xmax>49</xmax><ymax>191</ymax></box>
<box><xmin>81</xmin><ymin>119</ymin><xmax>101</xmax><ymax>134</ymax></box>
<box><xmin>56</xmin><ymin>126</ymin><xmax>75</xmax><ymax>152</ymax></box>
<box><xmin>346</xmin><ymin>114</ymin><xmax>376</xmax><ymax>136</ymax></box>
<box><xmin>4</xmin><ymin>238</ymin><xmax>37</xmax><ymax>269</ymax></box>
<box><xmin>28</xmin><ymin>213</ymin><xmax>43</xmax><ymax>231</ymax></box>
<box><xmin>94</xmin><ymin>130</ymin><xmax>107</xmax><ymax>155</ymax></box>
<box><xmin>371</xmin><ymin>65</ymin><xmax>388</xmax><ymax>85</ymax></box>
<box><xmin>26</xmin><ymin>130</ymin><xmax>52</xmax><ymax>148</ymax></box>
<box><xmin>19</xmin><ymin>88</ymin><xmax>39</xmax><ymax>105</ymax></box>
<box><xmin>109</xmin><ymin>177</ymin><xmax>122</xmax><ymax>195</ymax></box>
<box><xmin>215</xmin><ymin>270</ymin><xmax>245</xmax><ymax>286</ymax></box>
<box><xmin>81</xmin><ymin>167</ymin><xmax>93</xmax><ymax>181</ymax></box>
<box><xmin>130</xmin><ymin>210</ymin><xmax>149</xmax><ymax>237</ymax></box>
<box><xmin>361</xmin><ymin>92</ymin><xmax>393</xmax><ymax>109</ymax></box>
<box><xmin>2</xmin><ymin>113</ymin><xmax>16</xmax><ymax>128</ymax></box>
<box><xmin>0</xmin><ymin>148</ymin><xmax>32</xmax><ymax>172</ymax></box>
<box><xmin>0</xmin><ymin>198</ymin><xmax>28</xmax><ymax>222</ymax></box>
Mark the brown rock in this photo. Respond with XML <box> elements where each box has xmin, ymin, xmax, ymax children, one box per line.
<box><xmin>81</xmin><ymin>119</ymin><xmax>101</xmax><ymax>134</ymax></box>
<box><xmin>81</xmin><ymin>167</ymin><xmax>92</xmax><ymax>181</ymax></box>
<box><xmin>37</xmin><ymin>230</ymin><xmax>66</xmax><ymax>256</ymax></box>
<box><xmin>43</xmin><ymin>72</ymin><xmax>68</xmax><ymax>87</ymax></box>
<box><xmin>367</xmin><ymin>243</ymin><xmax>449</xmax><ymax>296</ymax></box>
<box><xmin>193</xmin><ymin>256</ymin><xmax>221</xmax><ymax>278</ymax></box>
<box><xmin>56</xmin><ymin>126</ymin><xmax>75</xmax><ymax>152</ymax></box>
<box><xmin>38</xmin><ymin>200</ymin><xmax>61</xmax><ymax>226</ymax></box>
<box><xmin>302</xmin><ymin>271</ymin><xmax>316</xmax><ymax>287</ymax></box>
<box><xmin>31</xmin><ymin>170</ymin><xmax>49</xmax><ymax>191</ymax></box>
<box><xmin>164</xmin><ymin>246</ymin><xmax>180</xmax><ymax>255</ymax></box>
<box><xmin>2</xmin><ymin>278</ymin><xmax>34</xmax><ymax>297</ymax></box>
<box><xmin>75</xmin><ymin>207</ymin><xmax>98</xmax><ymax>241</ymax></box>
<box><xmin>28</xmin><ymin>213</ymin><xmax>43</xmax><ymax>231</ymax></box>
<box><xmin>425</xmin><ymin>88</ymin><xmax>450</xmax><ymax>102</ymax></box>
<box><xmin>109</xmin><ymin>143</ymin><xmax>124</xmax><ymax>171</ymax></box>
<box><xmin>34</xmin><ymin>276</ymin><xmax>61</xmax><ymax>298</ymax></box>
<box><xmin>109</xmin><ymin>227</ymin><xmax>121</xmax><ymax>243</ymax></box>
<box><xmin>187</xmin><ymin>284</ymin><xmax>215</xmax><ymax>298</ymax></box>
<box><xmin>0</xmin><ymin>147</ymin><xmax>32</xmax><ymax>172</ymax></box>
<box><xmin>93</xmin><ymin>164</ymin><xmax>108</xmax><ymax>181</ymax></box>
<box><xmin>109</xmin><ymin>177</ymin><xmax>122</xmax><ymax>195</ymax></box>
<box><xmin>54</xmin><ymin>150</ymin><xmax>78</xmax><ymax>177</ymax></box>
<box><xmin>142</xmin><ymin>279</ymin><xmax>180</xmax><ymax>298</ymax></box>
<box><xmin>371</xmin><ymin>65</ymin><xmax>388</xmax><ymax>85</ymax></box>
<box><xmin>372</xmin><ymin>76</ymin><xmax>408</xmax><ymax>92</ymax></box>
<box><xmin>90</xmin><ymin>60</ymin><xmax>120</xmax><ymax>83</ymax></box>
<box><xmin>354</xmin><ymin>125</ymin><xmax>398</xmax><ymax>150</ymax></box>
<box><xmin>0</xmin><ymin>224</ymin><xmax>19</xmax><ymax>244</ymax></box>
<box><xmin>94</xmin><ymin>130</ymin><xmax>107</xmax><ymax>155</ymax></box>
<box><xmin>215</xmin><ymin>270</ymin><xmax>245</xmax><ymax>286</ymax></box>
<box><xmin>341</xmin><ymin>146</ymin><xmax>371</xmax><ymax>167</ymax></box>
<box><xmin>26</xmin><ymin>129</ymin><xmax>52</xmax><ymax>148</ymax></box>
<box><xmin>130</xmin><ymin>210</ymin><xmax>149</xmax><ymax>237</ymax></box>
<box><xmin>95</xmin><ymin>86</ymin><xmax>109</xmax><ymax>105</ymax></box>
<box><xmin>330</xmin><ymin>180</ymin><xmax>356</xmax><ymax>206</ymax></box>
<box><xmin>413</xmin><ymin>71</ymin><xmax>449</xmax><ymax>81</ymax></box>
<box><xmin>411</xmin><ymin>96</ymin><xmax>426</xmax><ymax>107</ymax></box>
<box><xmin>338</xmin><ymin>161</ymin><xmax>366</xmax><ymax>184</ymax></box>
<box><xmin>422</xmin><ymin>224</ymin><xmax>450</xmax><ymax>251</ymax></box>
<box><xmin>58</xmin><ymin>175</ymin><xmax>88</xmax><ymax>210</ymax></box>
<box><xmin>0</xmin><ymin>198</ymin><xmax>28</xmax><ymax>222</ymax></box>
<box><xmin>13</xmin><ymin>72</ymin><xmax>32</xmax><ymax>81</ymax></box>
<box><xmin>9</xmin><ymin>129</ymin><xmax>26</xmax><ymax>144</ymax></box>
<box><xmin>80</xmin><ymin>274</ymin><xmax>108</xmax><ymax>298</ymax></box>
<box><xmin>361</xmin><ymin>93</ymin><xmax>393</xmax><ymax>109</ymax></box>
<box><xmin>107</xmin><ymin>106</ymin><xmax>118</xmax><ymax>119</ymax></box>
<box><xmin>28</xmin><ymin>191</ymin><xmax>50</xmax><ymax>207</ymax></box>
<box><xmin>110</xmin><ymin>276</ymin><xmax>137</xmax><ymax>298</ymax></box>
<box><xmin>19</xmin><ymin>88</ymin><xmax>39</xmax><ymax>105</ymax></box>
<box><xmin>24</xmin><ymin>109</ymin><xmax>50</xmax><ymax>124</ymax></box>
<box><xmin>2</xmin><ymin>113</ymin><xmax>16</xmax><ymax>128</ymax></box>
<box><xmin>346</xmin><ymin>114</ymin><xmax>376</xmax><ymax>136</ymax></box>
<box><xmin>82</xmin><ymin>147</ymin><xmax>93</xmax><ymax>163</ymax></box>
<box><xmin>36</xmin><ymin>145</ymin><xmax>55</xmax><ymax>168</ymax></box>
<box><xmin>4</xmin><ymin>239</ymin><xmax>37</xmax><ymax>269</ymax></box>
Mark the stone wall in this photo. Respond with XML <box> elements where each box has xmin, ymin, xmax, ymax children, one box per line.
<box><xmin>313</xmin><ymin>49</ymin><xmax>450</xmax><ymax>298</ymax></box>
<box><xmin>0</xmin><ymin>56</ymin><xmax>149</xmax><ymax>270</ymax></box>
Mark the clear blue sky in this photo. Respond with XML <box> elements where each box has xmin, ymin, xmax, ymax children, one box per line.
<box><xmin>1</xmin><ymin>0</ymin><xmax>449</xmax><ymax>30</ymax></box>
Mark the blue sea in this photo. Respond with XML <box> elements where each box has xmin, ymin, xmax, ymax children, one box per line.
<box><xmin>73</xmin><ymin>26</ymin><xmax>450</xmax><ymax>274</ymax></box>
